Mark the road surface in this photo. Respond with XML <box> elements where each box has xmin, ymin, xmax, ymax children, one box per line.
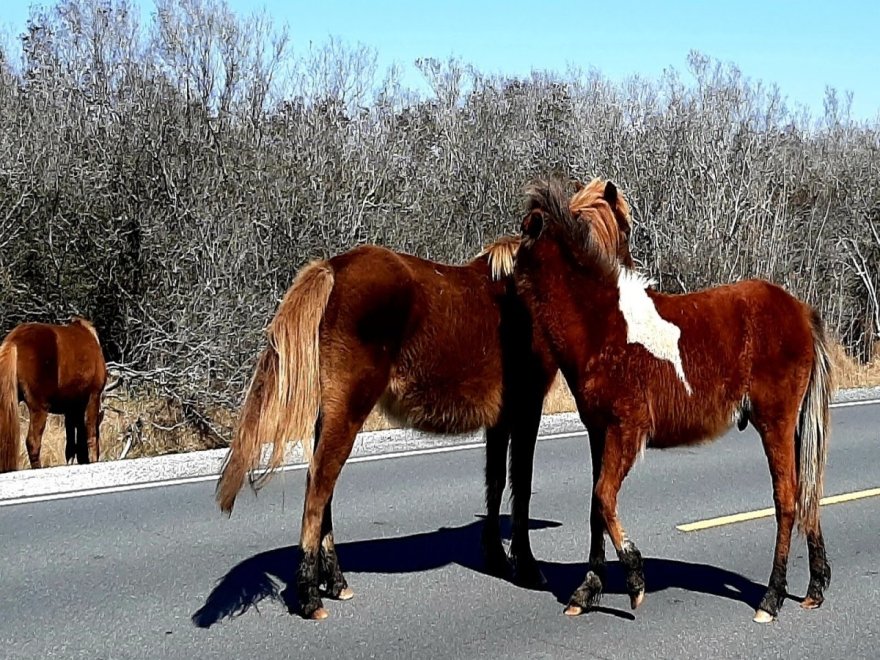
<box><xmin>1</xmin><ymin>402</ymin><xmax>878</xmax><ymax>659</ymax></box>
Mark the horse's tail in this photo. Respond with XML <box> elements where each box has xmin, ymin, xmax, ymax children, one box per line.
<box><xmin>216</xmin><ymin>260</ymin><xmax>335</xmax><ymax>515</ymax></box>
<box><xmin>795</xmin><ymin>308</ymin><xmax>833</xmax><ymax>535</ymax></box>
<box><xmin>0</xmin><ymin>340</ymin><xmax>19</xmax><ymax>473</ymax></box>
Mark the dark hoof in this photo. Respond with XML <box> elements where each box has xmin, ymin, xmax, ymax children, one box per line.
<box><xmin>801</xmin><ymin>595</ymin><xmax>824</xmax><ymax>610</ymax></box>
<box><xmin>300</xmin><ymin>598</ymin><xmax>327</xmax><ymax>620</ymax></box>
<box><xmin>630</xmin><ymin>590</ymin><xmax>645</xmax><ymax>610</ymax></box>
<box><xmin>566</xmin><ymin>570</ymin><xmax>604</xmax><ymax>615</ymax></box>
<box><xmin>511</xmin><ymin>556</ymin><xmax>547</xmax><ymax>589</ymax></box>
<box><xmin>483</xmin><ymin>548</ymin><xmax>513</xmax><ymax>580</ymax></box>
<box><xmin>310</xmin><ymin>607</ymin><xmax>330</xmax><ymax>620</ymax></box>
<box><xmin>753</xmin><ymin>609</ymin><xmax>774</xmax><ymax>624</ymax></box>
<box><xmin>332</xmin><ymin>587</ymin><xmax>354</xmax><ymax>601</ymax></box>
<box><xmin>322</xmin><ymin>573</ymin><xmax>351</xmax><ymax>600</ymax></box>
<box><xmin>757</xmin><ymin>584</ymin><xmax>786</xmax><ymax>622</ymax></box>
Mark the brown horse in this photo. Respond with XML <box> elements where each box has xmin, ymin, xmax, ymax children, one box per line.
<box><xmin>0</xmin><ymin>317</ymin><xmax>108</xmax><ymax>472</ymax></box>
<box><xmin>215</xmin><ymin>231</ymin><xmax>632</xmax><ymax>621</ymax></box>
<box><xmin>513</xmin><ymin>177</ymin><xmax>832</xmax><ymax>624</ymax></box>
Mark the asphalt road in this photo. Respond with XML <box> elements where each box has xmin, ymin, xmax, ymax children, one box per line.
<box><xmin>1</xmin><ymin>403</ymin><xmax>878</xmax><ymax>659</ymax></box>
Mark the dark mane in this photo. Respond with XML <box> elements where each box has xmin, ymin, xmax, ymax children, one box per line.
<box><xmin>522</xmin><ymin>176</ymin><xmax>620</xmax><ymax>281</ymax></box>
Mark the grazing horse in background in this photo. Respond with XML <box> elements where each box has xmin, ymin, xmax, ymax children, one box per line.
<box><xmin>514</xmin><ymin>177</ymin><xmax>832</xmax><ymax>624</ymax></box>
<box><xmin>0</xmin><ymin>317</ymin><xmax>108</xmax><ymax>472</ymax></box>
<box><xmin>215</xmin><ymin>228</ymin><xmax>633</xmax><ymax>621</ymax></box>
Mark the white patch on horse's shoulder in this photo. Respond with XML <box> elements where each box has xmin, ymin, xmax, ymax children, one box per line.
<box><xmin>617</xmin><ymin>269</ymin><xmax>692</xmax><ymax>394</ymax></box>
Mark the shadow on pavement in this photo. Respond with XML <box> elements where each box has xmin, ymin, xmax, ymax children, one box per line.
<box><xmin>192</xmin><ymin>515</ymin><xmax>765</xmax><ymax>627</ymax></box>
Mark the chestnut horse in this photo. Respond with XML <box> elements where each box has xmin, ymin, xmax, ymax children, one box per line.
<box><xmin>514</xmin><ymin>177</ymin><xmax>832</xmax><ymax>624</ymax></box>
<box><xmin>0</xmin><ymin>317</ymin><xmax>108</xmax><ymax>472</ymax></box>
<box><xmin>215</xmin><ymin>230</ymin><xmax>633</xmax><ymax>621</ymax></box>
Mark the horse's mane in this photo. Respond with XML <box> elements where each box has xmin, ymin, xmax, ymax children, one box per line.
<box><xmin>523</xmin><ymin>177</ymin><xmax>621</xmax><ymax>281</ymax></box>
<box><xmin>571</xmin><ymin>178</ymin><xmax>632</xmax><ymax>234</ymax></box>
<box><xmin>477</xmin><ymin>235</ymin><xmax>521</xmax><ymax>280</ymax></box>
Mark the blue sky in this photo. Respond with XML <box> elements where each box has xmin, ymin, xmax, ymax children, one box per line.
<box><xmin>4</xmin><ymin>0</ymin><xmax>879</xmax><ymax>120</ymax></box>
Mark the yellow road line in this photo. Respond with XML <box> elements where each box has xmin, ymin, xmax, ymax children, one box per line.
<box><xmin>677</xmin><ymin>487</ymin><xmax>880</xmax><ymax>532</ymax></box>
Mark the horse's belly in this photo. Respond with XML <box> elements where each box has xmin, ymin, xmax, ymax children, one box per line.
<box><xmin>649</xmin><ymin>415</ymin><xmax>734</xmax><ymax>449</ymax></box>
<box><xmin>379</xmin><ymin>372</ymin><xmax>503</xmax><ymax>435</ymax></box>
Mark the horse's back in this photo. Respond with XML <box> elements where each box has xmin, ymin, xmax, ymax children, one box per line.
<box><xmin>326</xmin><ymin>244</ymin><xmax>504</xmax><ymax>348</ymax></box>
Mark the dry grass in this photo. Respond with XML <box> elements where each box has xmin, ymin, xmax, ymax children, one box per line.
<box><xmin>830</xmin><ymin>341</ymin><xmax>880</xmax><ymax>389</ymax></box>
<box><xmin>12</xmin><ymin>341</ymin><xmax>880</xmax><ymax>469</ymax></box>
<box><xmin>15</xmin><ymin>393</ymin><xmax>233</xmax><ymax>470</ymax></box>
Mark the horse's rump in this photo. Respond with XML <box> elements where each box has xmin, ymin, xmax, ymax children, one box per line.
<box><xmin>7</xmin><ymin>321</ymin><xmax>106</xmax><ymax>410</ymax></box>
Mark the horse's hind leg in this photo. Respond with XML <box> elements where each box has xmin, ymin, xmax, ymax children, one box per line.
<box><xmin>297</xmin><ymin>368</ymin><xmax>387</xmax><ymax>620</ymax></box>
<box><xmin>567</xmin><ymin>424</ymin><xmax>645</xmax><ymax>615</ymax></box>
<box><xmin>318</xmin><ymin>495</ymin><xmax>352</xmax><ymax>601</ymax></box>
<box><xmin>83</xmin><ymin>392</ymin><xmax>101</xmax><ymax>463</ymax></box>
<box><xmin>73</xmin><ymin>407</ymin><xmax>89</xmax><ymax>465</ymax></box>
<box><xmin>25</xmin><ymin>408</ymin><xmax>48</xmax><ymax>469</ymax></box>
<box><xmin>64</xmin><ymin>413</ymin><xmax>78</xmax><ymax>464</ymax></box>
<box><xmin>298</xmin><ymin>412</ymin><xmax>360</xmax><ymax>619</ymax></box>
<box><xmin>754</xmin><ymin>419</ymin><xmax>798</xmax><ymax>623</ymax></box>
<box><xmin>482</xmin><ymin>421</ymin><xmax>512</xmax><ymax>578</ymax></box>
<box><xmin>508</xmin><ymin>398</ymin><xmax>546</xmax><ymax>588</ymax></box>
<box><xmin>311</xmin><ymin>413</ymin><xmax>352</xmax><ymax>602</ymax></box>
<box><xmin>803</xmin><ymin>521</ymin><xmax>831</xmax><ymax>609</ymax></box>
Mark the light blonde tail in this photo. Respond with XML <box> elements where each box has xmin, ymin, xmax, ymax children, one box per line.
<box><xmin>0</xmin><ymin>341</ymin><xmax>19</xmax><ymax>473</ymax></box>
<box><xmin>795</xmin><ymin>309</ymin><xmax>833</xmax><ymax>535</ymax></box>
<box><xmin>216</xmin><ymin>260</ymin><xmax>335</xmax><ymax>514</ymax></box>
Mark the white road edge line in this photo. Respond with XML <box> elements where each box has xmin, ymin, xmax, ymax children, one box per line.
<box><xmin>829</xmin><ymin>399</ymin><xmax>880</xmax><ymax>408</ymax></box>
<box><xmin>0</xmin><ymin>430</ymin><xmax>587</xmax><ymax>507</ymax></box>
<box><xmin>1</xmin><ymin>400</ymin><xmax>876</xmax><ymax>507</ymax></box>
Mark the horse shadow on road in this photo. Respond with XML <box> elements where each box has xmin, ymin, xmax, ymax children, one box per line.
<box><xmin>192</xmin><ymin>515</ymin><xmax>766</xmax><ymax>627</ymax></box>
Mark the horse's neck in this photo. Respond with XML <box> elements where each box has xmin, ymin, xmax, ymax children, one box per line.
<box><xmin>530</xmin><ymin>253</ymin><xmax>619</xmax><ymax>362</ymax></box>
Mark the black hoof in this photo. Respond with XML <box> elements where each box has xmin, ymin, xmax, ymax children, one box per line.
<box><xmin>757</xmin><ymin>585</ymin><xmax>786</xmax><ymax>620</ymax></box>
<box><xmin>483</xmin><ymin>544</ymin><xmax>513</xmax><ymax>579</ymax></box>
<box><xmin>566</xmin><ymin>570</ymin><xmax>604</xmax><ymax>614</ymax></box>
<box><xmin>299</xmin><ymin>597</ymin><xmax>327</xmax><ymax>620</ymax></box>
<box><xmin>510</xmin><ymin>553</ymin><xmax>547</xmax><ymax>589</ymax></box>
<box><xmin>323</xmin><ymin>577</ymin><xmax>351</xmax><ymax>600</ymax></box>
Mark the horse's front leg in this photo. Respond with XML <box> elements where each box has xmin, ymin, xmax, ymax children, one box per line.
<box><xmin>482</xmin><ymin>422</ymin><xmax>512</xmax><ymax>578</ymax></box>
<box><xmin>508</xmin><ymin>397</ymin><xmax>546</xmax><ymax>588</ymax></box>
<box><xmin>565</xmin><ymin>424</ymin><xmax>608</xmax><ymax>613</ymax></box>
<box><xmin>567</xmin><ymin>424</ymin><xmax>646</xmax><ymax>615</ymax></box>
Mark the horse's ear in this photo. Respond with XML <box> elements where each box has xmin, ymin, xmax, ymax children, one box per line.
<box><xmin>521</xmin><ymin>209</ymin><xmax>544</xmax><ymax>239</ymax></box>
<box><xmin>603</xmin><ymin>181</ymin><xmax>618</xmax><ymax>206</ymax></box>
